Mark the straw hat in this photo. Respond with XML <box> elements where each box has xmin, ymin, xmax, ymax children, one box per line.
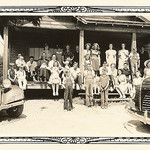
<box><xmin>144</xmin><ymin>59</ymin><xmax>150</xmax><ymax>67</ymax></box>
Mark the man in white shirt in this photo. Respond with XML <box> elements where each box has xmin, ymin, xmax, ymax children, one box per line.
<box><xmin>26</xmin><ymin>56</ymin><xmax>38</xmax><ymax>81</ymax></box>
<box><xmin>70</xmin><ymin>62</ymin><xmax>82</xmax><ymax>89</ymax></box>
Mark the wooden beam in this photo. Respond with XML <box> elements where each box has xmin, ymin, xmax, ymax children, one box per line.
<box><xmin>3</xmin><ymin>26</ymin><xmax>9</xmax><ymax>80</ymax></box>
<box><xmin>131</xmin><ymin>33</ymin><xmax>137</xmax><ymax>51</ymax></box>
<box><xmin>79</xmin><ymin>30</ymin><xmax>84</xmax><ymax>79</ymax></box>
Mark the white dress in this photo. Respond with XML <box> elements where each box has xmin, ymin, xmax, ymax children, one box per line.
<box><xmin>118</xmin><ymin>49</ymin><xmax>129</xmax><ymax>69</ymax></box>
<box><xmin>49</xmin><ymin>67</ymin><xmax>61</xmax><ymax>84</ymax></box>
<box><xmin>105</xmin><ymin>49</ymin><xmax>116</xmax><ymax>67</ymax></box>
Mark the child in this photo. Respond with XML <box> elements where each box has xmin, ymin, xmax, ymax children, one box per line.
<box><xmin>49</xmin><ymin>61</ymin><xmax>61</xmax><ymax>96</ymax></box>
<box><xmin>129</xmin><ymin>48</ymin><xmax>140</xmax><ymax>75</ymax></box>
<box><xmin>8</xmin><ymin>63</ymin><xmax>17</xmax><ymax>85</ymax></box>
<box><xmin>99</xmin><ymin>68</ymin><xmax>110</xmax><ymax>109</ymax></box>
<box><xmin>17</xmin><ymin>66</ymin><xmax>27</xmax><ymax>90</ymax></box>
<box><xmin>84</xmin><ymin>64</ymin><xmax>95</xmax><ymax>107</ymax></box>
<box><xmin>63</xmin><ymin>71</ymin><xmax>74</xmax><ymax>111</ymax></box>
<box><xmin>84</xmin><ymin>54</ymin><xmax>91</xmax><ymax>71</ymax></box>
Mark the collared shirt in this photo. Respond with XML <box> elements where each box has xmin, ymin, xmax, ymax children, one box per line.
<box><xmin>70</xmin><ymin>67</ymin><xmax>81</xmax><ymax>79</ymax></box>
<box><xmin>27</xmin><ymin>61</ymin><xmax>37</xmax><ymax>72</ymax></box>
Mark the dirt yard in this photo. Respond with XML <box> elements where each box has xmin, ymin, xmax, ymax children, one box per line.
<box><xmin>0</xmin><ymin>98</ymin><xmax>150</xmax><ymax>137</ymax></box>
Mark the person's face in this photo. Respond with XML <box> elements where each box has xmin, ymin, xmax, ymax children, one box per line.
<box><xmin>136</xmin><ymin>72</ymin><xmax>140</xmax><ymax>77</ymax></box>
<box><xmin>30</xmin><ymin>58</ymin><xmax>34</xmax><ymax>62</ymax></box>
<box><xmin>52</xmin><ymin>55</ymin><xmax>56</xmax><ymax>61</ymax></box>
<box><xmin>66</xmin><ymin>45</ymin><xmax>70</xmax><ymax>51</ymax></box>
<box><xmin>66</xmin><ymin>72</ymin><xmax>70</xmax><ymax>77</ymax></box>
<box><xmin>109</xmin><ymin>44</ymin><xmax>113</xmax><ymax>49</ymax></box>
<box><xmin>45</xmin><ymin>45</ymin><xmax>49</xmax><ymax>50</ymax></box>
<box><xmin>74</xmin><ymin>64</ymin><xmax>78</xmax><ymax>69</ymax></box>
<box><xmin>42</xmin><ymin>53</ymin><xmax>46</xmax><ymax>58</ymax></box>
<box><xmin>19</xmin><ymin>67</ymin><xmax>23</xmax><ymax>71</ymax></box>
<box><xmin>111</xmin><ymin>64</ymin><xmax>115</xmax><ymax>69</ymax></box>
<box><xmin>147</xmin><ymin>62</ymin><xmax>150</xmax><ymax>68</ymax></box>
<box><xmin>122</xmin><ymin>44</ymin><xmax>125</xmax><ymax>49</ymax></box>
<box><xmin>65</xmin><ymin>61</ymin><xmax>69</xmax><ymax>66</ymax></box>
<box><xmin>102</xmin><ymin>70</ymin><xmax>106</xmax><ymax>75</ymax></box>
<box><xmin>76</xmin><ymin>46</ymin><xmax>79</xmax><ymax>53</ymax></box>
<box><xmin>124</xmin><ymin>64</ymin><xmax>128</xmax><ymax>68</ymax></box>
<box><xmin>86</xmin><ymin>44</ymin><xmax>90</xmax><ymax>50</ymax></box>
<box><xmin>103</xmin><ymin>63</ymin><xmax>107</xmax><ymax>67</ymax></box>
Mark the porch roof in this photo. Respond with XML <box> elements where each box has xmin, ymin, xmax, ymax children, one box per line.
<box><xmin>75</xmin><ymin>16</ymin><xmax>150</xmax><ymax>27</ymax></box>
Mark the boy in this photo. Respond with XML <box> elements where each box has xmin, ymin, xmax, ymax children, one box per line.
<box><xmin>63</xmin><ymin>71</ymin><xmax>74</xmax><ymax>111</ymax></box>
<box><xmin>84</xmin><ymin>64</ymin><xmax>95</xmax><ymax>107</ymax></box>
<box><xmin>8</xmin><ymin>63</ymin><xmax>17</xmax><ymax>85</ymax></box>
<box><xmin>99</xmin><ymin>68</ymin><xmax>110</xmax><ymax>109</ymax></box>
<box><xmin>17</xmin><ymin>66</ymin><xmax>27</xmax><ymax>90</ymax></box>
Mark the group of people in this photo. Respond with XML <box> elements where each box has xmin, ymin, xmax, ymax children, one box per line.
<box><xmin>7</xmin><ymin>42</ymin><xmax>150</xmax><ymax>111</ymax></box>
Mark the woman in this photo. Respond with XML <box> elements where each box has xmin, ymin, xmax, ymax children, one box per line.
<box><xmin>116</xmin><ymin>69</ymin><xmax>129</xmax><ymax>98</ymax></box>
<box><xmin>38</xmin><ymin>52</ymin><xmax>49</xmax><ymax>82</ymax></box>
<box><xmin>144</xmin><ymin>59</ymin><xmax>150</xmax><ymax>78</ymax></box>
<box><xmin>84</xmin><ymin>43</ymin><xmax>92</xmax><ymax>57</ymax></box>
<box><xmin>91</xmin><ymin>43</ymin><xmax>101</xmax><ymax>75</ymax></box>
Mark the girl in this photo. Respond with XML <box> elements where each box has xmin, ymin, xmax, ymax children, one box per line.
<box><xmin>84</xmin><ymin>54</ymin><xmax>91</xmax><ymax>71</ymax></box>
<box><xmin>116</xmin><ymin>69</ymin><xmax>131</xmax><ymax>98</ymax></box>
<box><xmin>17</xmin><ymin>66</ymin><xmax>27</xmax><ymax>90</ymax></box>
<box><xmin>91</xmin><ymin>43</ymin><xmax>101</xmax><ymax>75</ymax></box>
<box><xmin>8</xmin><ymin>63</ymin><xmax>17</xmax><ymax>85</ymax></box>
<box><xmin>84</xmin><ymin>43</ymin><xmax>91</xmax><ymax>57</ymax></box>
<box><xmin>49</xmin><ymin>61</ymin><xmax>61</xmax><ymax>96</ymax></box>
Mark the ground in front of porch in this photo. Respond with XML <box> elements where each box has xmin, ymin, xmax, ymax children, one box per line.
<box><xmin>0</xmin><ymin>99</ymin><xmax>150</xmax><ymax>137</ymax></box>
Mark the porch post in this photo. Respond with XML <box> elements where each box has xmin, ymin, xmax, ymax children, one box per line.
<box><xmin>3</xmin><ymin>26</ymin><xmax>9</xmax><ymax>80</ymax></box>
<box><xmin>131</xmin><ymin>32</ymin><xmax>136</xmax><ymax>51</ymax></box>
<box><xmin>79</xmin><ymin>30</ymin><xmax>84</xmax><ymax>79</ymax></box>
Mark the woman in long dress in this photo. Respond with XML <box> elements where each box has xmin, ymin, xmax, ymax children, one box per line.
<box><xmin>105</xmin><ymin>44</ymin><xmax>116</xmax><ymax>67</ymax></box>
<box><xmin>91</xmin><ymin>43</ymin><xmax>101</xmax><ymax>75</ymax></box>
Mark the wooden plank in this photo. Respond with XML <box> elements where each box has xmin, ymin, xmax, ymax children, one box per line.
<box><xmin>131</xmin><ymin>33</ymin><xmax>137</xmax><ymax>50</ymax></box>
<box><xmin>79</xmin><ymin>30</ymin><xmax>84</xmax><ymax>79</ymax></box>
<box><xmin>3</xmin><ymin>26</ymin><xmax>8</xmax><ymax>80</ymax></box>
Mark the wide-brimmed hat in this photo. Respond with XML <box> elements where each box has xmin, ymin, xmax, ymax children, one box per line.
<box><xmin>144</xmin><ymin>59</ymin><xmax>150</xmax><ymax>67</ymax></box>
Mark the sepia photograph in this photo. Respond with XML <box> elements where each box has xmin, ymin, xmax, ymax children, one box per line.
<box><xmin>1</xmin><ymin>5</ymin><xmax>150</xmax><ymax>145</ymax></box>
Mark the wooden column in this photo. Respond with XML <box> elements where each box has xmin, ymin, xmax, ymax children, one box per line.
<box><xmin>3</xmin><ymin>26</ymin><xmax>9</xmax><ymax>80</ymax></box>
<box><xmin>79</xmin><ymin>30</ymin><xmax>84</xmax><ymax>78</ymax></box>
<box><xmin>131</xmin><ymin>32</ymin><xmax>136</xmax><ymax>51</ymax></box>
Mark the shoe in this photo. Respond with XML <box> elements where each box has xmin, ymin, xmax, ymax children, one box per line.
<box><xmin>53</xmin><ymin>92</ymin><xmax>56</xmax><ymax>96</ymax></box>
<box><xmin>101</xmin><ymin>105</ymin><xmax>105</xmax><ymax>109</ymax></box>
<box><xmin>56</xmin><ymin>92</ymin><xmax>59</xmax><ymax>96</ymax></box>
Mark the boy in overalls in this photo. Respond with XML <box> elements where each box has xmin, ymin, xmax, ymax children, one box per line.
<box><xmin>84</xmin><ymin>65</ymin><xmax>95</xmax><ymax>107</ymax></box>
<box><xmin>99</xmin><ymin>68</ymin><xmax>110</xmax><ymax>109</ymax></box>
<box><xmin>8</xmin><ymin>63</ymin><xmax>17</xmax><ymax>85</ymax></box>
<box><xmin>63</xmin><ymin>71</ymin><xmax>74</xmax><ymax>111</ymax></box>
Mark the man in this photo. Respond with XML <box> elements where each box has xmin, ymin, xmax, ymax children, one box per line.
<box><xmin>26</xmin><ymin>56</ymin><xmax>38</xmax><ymax>81</ymax></box>
<box><xmin>40</xmin><ymin>43</ymin><xmax>52</xmax><ymax>61</ymax></box>
<box><xmin>70</xmin><ymin>62</ymin><xmax>82</xmax><ymax>89</ymax></box>
<box><xmin>74</xmin><ymin>45</ymin><xmax>79</xmax><ymax>64</ymax></box>
<box><xmin>62</xmin><ymin>45</ymin><xmax>74</xmax><ymax>66</ymax></box>
<box><xmin>122</xmin><ymin>62</ymin><xmax>131</xmax><ymax>83</ymax></box>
